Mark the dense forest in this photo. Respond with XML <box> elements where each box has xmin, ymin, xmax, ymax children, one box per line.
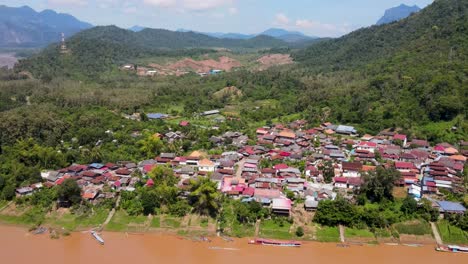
<box><xmin>293</xmin><ymin>0</ymin><xmax>467</xmax><ymax>135</ymax></box>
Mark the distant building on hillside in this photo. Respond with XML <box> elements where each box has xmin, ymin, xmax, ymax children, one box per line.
<box><xmin>201</xmin><ymin>110</ymin><xmax>220</xmax><ymax>116</ymax></box>
<box><xmin>147</xmin><ymin>113</ymin><xmax>169</xmax><ymax>120</ymax></box>
<box><xmin>210</xmin><ymin>69</ymin><xmax>223</xmax><ymax>75</ymax></box>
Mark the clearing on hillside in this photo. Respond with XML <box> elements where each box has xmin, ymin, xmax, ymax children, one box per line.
<box><xmin>256</xmin><ymin>54</ymin><xmax>293</xmax><ymax>71</ymax></box>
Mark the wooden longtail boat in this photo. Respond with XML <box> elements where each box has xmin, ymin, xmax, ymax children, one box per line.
<box><xmin>91</xmin><ymin>231</ymin><xmax>104</xmax><ymax>245</ymax></box>
<box><xmin>248</xmin><ymin>238</ymin><xmax>301</xmax><ymax>247</ymax></box>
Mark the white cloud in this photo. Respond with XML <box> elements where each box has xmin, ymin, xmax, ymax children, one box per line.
<box><xmin>141</xmin><ymin>0</ymin><xmax>234</xmax><ymax>11</ymax></box>
<box><xmin>48</xmin><ymin>0</ymin><xmax>88</xmax><ymax>6</ymax></box>
<box><xmin>212</xmin><ymin>13</ymin><xmax>225</xmax><ymax>18</ymax></box>
<box><xmin>123</xmin><ymin>6</ymin><xmax>138</xmax><ymax>13</ymax></box>
<box><xmin>182</xmin><ymin>0</ymin><xmax>232</xmax><ymax>11</ymax></box>
<box><xmin>143</xmin><ymin>0</ymin><xmax>177</xmax><ymax>8</ymax></box>
<box><xmin>228</xmin><ymin>7</ymin><xmax>238</xmax><ymax>15</ymax></box>
<box><xmin>274</xmin><ymin>13</ymin><xmax>289</xmax><ymax>26</ymax></box>
<box><xmin>295</xmin><ymin>19</ymin><xmax>355</xmax><ymax>37</ymax></box>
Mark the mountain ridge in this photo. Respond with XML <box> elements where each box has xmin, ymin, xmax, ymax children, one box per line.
<box><xmin>376</xmin><ymin>4</ymin><xmax>421</xmax><ymax>25</ymax></box>
<box><xmin>176</xmin><ymin>27</ymin><xmax>316</xmax><ymax>42</ymax></box>
<box><xmin>0</xmin><ymin>5</ymin><xmax>92</xmax><ymax>47</ymax></box>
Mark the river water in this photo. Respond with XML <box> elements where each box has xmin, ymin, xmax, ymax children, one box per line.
<box><xmin>1</xmin><ymin>225</ymin><xmax>466</xmax><ymax>264</ymax></box>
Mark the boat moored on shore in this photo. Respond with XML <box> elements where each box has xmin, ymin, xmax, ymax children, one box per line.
<box><xmin>249</xmin><ymin>238</ymin><xmax>301</xmax><ymax>247</ymax></box>
<box><xmin>436</xmin><ymin>244</ymin><xmax>468</xmax><ymax>253</ymax></box>
<box><xmin>91</xmin><ymin>231</ymin><xmax>105</xmax><ymax>245</ymax></box>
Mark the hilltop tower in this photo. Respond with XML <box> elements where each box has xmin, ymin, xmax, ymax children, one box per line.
<box><xmin>60</xmin><ymin>33</ymin><xmax>70</xmax><ymax>54</ymax></box>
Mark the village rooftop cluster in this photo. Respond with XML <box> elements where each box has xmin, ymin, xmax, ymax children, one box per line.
<box><xmin>18</xmin><ymin>120</ymin><xmax>467</xmax><ymax>215</ymax></box>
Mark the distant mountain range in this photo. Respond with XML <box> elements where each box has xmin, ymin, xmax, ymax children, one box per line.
<box><xmin>0</xmin><ymin>5</ymin><xmax>92</xmax><ymax>48</ymax></box>
<box><xmin>17</xmin><ymin>25</ymin><xmax>288</xmax><ymax>78</ymax></box>
<box><xmin>376</xmin><ymin>4</ymin><xmax>421</xmax><ymax>25</ymax></box>
<box><xmin>140</xmin><ymin>27</ymin><xmax>318</xmax><ymax>43</ymax></box>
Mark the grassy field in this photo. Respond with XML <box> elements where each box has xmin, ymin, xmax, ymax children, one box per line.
<box><xmin>315</xmin><ymin>225</ymin><xmax>340</xmax><ymax>242</ymax></box>
<box><xmin>438</xmin><ymin>221</ymin><xmax>468</xmax><ymax>244</ymax></box>
<box><xmin>394</xmin><ymin>220</ymin><xmax>432</xmax><ymax>236</ymax></box>
<box><xmin>105</xmin><ymin>211</ymin><xmax>148</xmax><ymax>232</ymax></box>
<box><xmin>374</xmin><ymin>228</ymin><xmax>393</xmax><ymax>238</ymax></box>
<box><xmin>259</xmin><ymin>219</ymin><xmax>293</xmax><ymax>240</ymax></box>
<box><xmin>0</xmin><ymin>205</ymin><xmax>46</xmax><ymax>227</ymax></box>
<box><xmin>45</xmin><ymin>208</ymin><xmax>109</xmax><ymax>231</ymax></box>
<box><xmin>345</xmin><ymin>227</ymin><xmax>375</xmax><ymax>238</ymax></box>
<box><xmin>228</xmin><ymin>221</ymin><xmax>255</xmax><ymax>238</ymax></box>
<box><xmin>150</xmin><ymin>216</ymin><xmax>160</xmax><ymax>228</ymax></box>
<box><xmin>161</xmin><ymin>217</ymin><xmax>182</xmax><ymax>228</ymax></box>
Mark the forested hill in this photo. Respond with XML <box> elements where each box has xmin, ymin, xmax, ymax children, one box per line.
<box><xmin>293</xmin><ymin>0</ymin><xmax>467</xmax><ymax>137</ymax></box>
<box><xmin>75</xmin><ymin>26</ymin><xmax>286</xmax><ymax>49</ymax></box>
<box><xmin>293</xmin><ymin>0</ymin><xmax>467</xmax><ymax>70</ymax></box>
<box><xmin>15</xmin><ymin>26</ymin><xmax>286</xmax><ymax>79</ymax></box>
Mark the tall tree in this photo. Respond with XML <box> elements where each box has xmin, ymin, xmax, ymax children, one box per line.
<box><xmin>57</xmin><ymin>179</ymin><xmax>82</xmax><ymax>205</ymax></box>
<box><xmin>189</xmin><ymin>177</ymin><xmax>220</xmax><ymax>217</ymax></box>
<box><xmin>138</xmin><ymin>134</ymin><xmax>164</xmax><ymax>159</ymax></box>
<box><xmin>361</xmin><ymin>167</ymin><xmax>400</xmax><ymax>202</ymax></box>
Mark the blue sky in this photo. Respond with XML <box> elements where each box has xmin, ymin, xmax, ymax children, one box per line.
<box><xmin>0</xmin><ymin>0</ymin><xmax>434</xmax><ymax>37</ymax></box>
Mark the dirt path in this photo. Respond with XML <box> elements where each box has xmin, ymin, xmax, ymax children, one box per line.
<box><xmin>339</xmin><ymin>225</ymin><xmax>345</xmax><ymax>243</ymax></box>
<box><xmin>102</xmin><ymin>195</ymin><xmax>121</xmax><ymax>227</ymax></box>
<box><xmin>254</xmin><ymin>219</ymin><xmax>261</xmax><ymax>237</ymax></box>
<box><xmin>235</xmin><ymin>159</ymin><xmax>245</xmax><ymax>179</ymax></box>
<box><xmin>0</xmin><ymin>201</ymin><xmax>13</xmax><ymax>213</ymax></box>
<box><xmin>430</xmin><ymin>222</ymin><xmax>443</xmax><ymax>245</ymax></box>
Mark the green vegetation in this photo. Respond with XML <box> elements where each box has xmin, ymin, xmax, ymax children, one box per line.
<box><xmin>394</xmin><ymin>220</ymin><xmax>432</xmax><ymax>236</ymax></box>
<box><xmin>219</xmin><ymin>199</ymin><xmax>256</xmax><ymax>237</ymax></box>
<box><xmin>361</xmin><ymin>167</ymin><xmax>400</xmax><ymax>202</ymax></box>
<box><xmin>105</xmin><ymin>211</ymin><xmax>147</xmax><ymax>232</ymax></box>
<box><xmin>316</xmin><ymin>225</ymin><xmax>340</xmax><ymax>242</ymax></box>
<box><xmin>57</xmin><ymin>179</ymin><xmax>82</xmax><ymax>205</ymax></box>
<box><xmin>437</xmin><ymin>221</ymin><xmax>468</xmax><ymax>244</ymax></box>
<box><xmin>293</xmin><ymin>0</ymin><xmax>467</xmax><ymax>136</ymax></box>
<box><xmin>161</xmin><ymin>217</ymin><xmax>182</xmax><ymax>228</ymax></box>
<box><xmin>150</xmin><ymin>216</ymin><xmax>160</xmax><ymax>228</ymax></box>
<box><xmin>345</xmin><ymin>227</ymin><xmax>375</xmax><ymax>238</ymax></box>
<box><xmin>259</xmin><ymin>218</ymin><xmax>293</xmax><ymax>240</ymax></box>
<box><xmin>45</xmin><ymin>208</ymin><xmax>109</xmax><ymax>231</ymax></box>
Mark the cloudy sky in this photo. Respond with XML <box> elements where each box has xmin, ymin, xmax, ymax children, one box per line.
<box><xmin>0</xmin><ymin>0</ymin><xmax>434</xmax><ymax>37</ymax></box>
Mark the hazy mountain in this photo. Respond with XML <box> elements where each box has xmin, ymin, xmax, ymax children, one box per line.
<box><xmin>260</xmin><ymin>28</ymin><xmax>305</xmax><ymax>38</ymax></box>
<box><xmin>129</xmin><ymin>25</ymin><xmax>146</xmax><ymax>32</ymax></box>
<box><xmin>178</xmin><ymin>27</ymin><xmax>315</xmax><ymax>42</ymax></box>
<box><xmin>376</xmin><ymin>4</ymin><xmax>421</xmax><ymax>25</ymax></box>
<box><xmin>205</xmin><ymin>32</ymin><xmax>253</xmax><ymax>39</ymax></box>
<box><xmin>0</xmin><ymin>5</ymin><xmax>92</xmax><ymax>48</ymax></box>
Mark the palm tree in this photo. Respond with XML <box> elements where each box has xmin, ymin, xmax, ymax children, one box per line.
<box><xmin>189</xmin><ymin>177</ymin><xmax>220</xmax><ymax>217</ymax></box>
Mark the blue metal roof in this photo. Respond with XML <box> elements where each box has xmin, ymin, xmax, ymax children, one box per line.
<box><xmin>437</xmin><ymin>201</ymin><xmax>466</xmax><ymax>212</ymax></box>
<box><xmin>89</xmin><ymin>163</ymin><xmax>104</xmax><ymax>169</ymax></box>
<box><xmin>147</xmin><ymin>113</ymin><xmax>168</xmax><ymax>119</ymax></box>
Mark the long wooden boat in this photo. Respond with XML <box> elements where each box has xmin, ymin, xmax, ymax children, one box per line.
<box><xmin>249</xmin><ymin>238</ymin><xmax>301</xmax><ymax>247</ymax></box>
<box><xmin>437</xmin><ymin>244</ymin><xmax>468</xmax><ymax>253</ymax></box>
<box><xmin>91</xmin><ymin>231</ymin><xmax>105</xmax><ymax>245</ymax></box>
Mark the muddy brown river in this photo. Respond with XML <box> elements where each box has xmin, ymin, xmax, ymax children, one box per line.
<box><xmin>1</xmin><ymin>225</ymin><xmax>466</xmax><ymax>264</ymax></box>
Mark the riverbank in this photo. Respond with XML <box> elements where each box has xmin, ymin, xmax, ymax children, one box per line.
<box><xmin>1</xmin><ymin>224</ymin><xmax>467</xmax><ymax>264</ymax></box>
<box><xmin>1</xmin><ymin>202</ymin><xmax>466</xmax><ymax>245</ymax></box>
